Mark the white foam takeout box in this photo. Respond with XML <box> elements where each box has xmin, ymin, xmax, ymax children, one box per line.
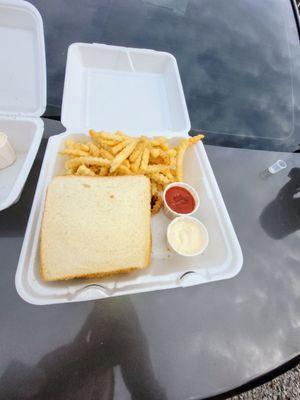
<box><xmin>0</xmin><ymin>0</ymin><xmax>46</xmax><ymax>211</ymax></box>
<box><xmin>16</xmin><ymin>41</ymin><xmax>243</xmax><ymax>305</ymax></box>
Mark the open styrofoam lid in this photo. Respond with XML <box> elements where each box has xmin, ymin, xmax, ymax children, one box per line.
<box><xmin>62</xmin><ymin>43</ymin><xmax>191</xmax><ymax>137</ymax></box>
<box><xmin>0</xmin><ymin>0</ymin><xmax>46</xmax><ymax>117</ymax></box>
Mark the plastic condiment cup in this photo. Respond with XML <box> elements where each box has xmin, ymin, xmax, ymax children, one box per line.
<box><xmin>167</xmin><ymin>216</ymin><xmax>209</xmax><ymax>257</ymax></box>
<box><xmin>163</xmin><ymin>182</ymin><xmax>200</xmax><ymax>219</ymax></box>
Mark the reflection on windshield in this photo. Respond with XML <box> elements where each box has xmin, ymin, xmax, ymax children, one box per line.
<box><xmin>32</xmin><ymin>0</ymin><xmax>300</xmax><ymax>149</ymax></box>
<box><xmin>182</xmin><ymin>0</ymin><xmax>295</xmax><ymax>140</ymax></box>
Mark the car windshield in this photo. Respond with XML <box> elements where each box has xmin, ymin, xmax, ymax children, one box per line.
<box><xmin>32</xmin><ymin>0</ymin><xmax>300</xmax><ymax>152</ymax></box>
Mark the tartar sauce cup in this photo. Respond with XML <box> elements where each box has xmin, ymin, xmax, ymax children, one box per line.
<box><xmin>0</xmin><ymin>132</ymin><xmax>16</xmax><ymax>170</ymax></box>
<box><xmin>163</xmin><ymin>182</ymin><xmax>199</xmax><ymax>219</ymax></box>
<box><xmin>167</xmin><ymin>216</ymin><xmax>209</xmax><ymax>257</ymax></box>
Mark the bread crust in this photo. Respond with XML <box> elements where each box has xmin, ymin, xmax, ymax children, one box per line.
<box><xmin>41</xmin><ymin>266</ymin><xmax>144</xmax><ymax>282</ymax></box>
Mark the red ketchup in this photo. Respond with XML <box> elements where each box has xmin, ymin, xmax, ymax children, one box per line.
<box><xmin>165</xmin><ymin>186</ymin><xmax>196</xmax><ymax>214</ymax></box>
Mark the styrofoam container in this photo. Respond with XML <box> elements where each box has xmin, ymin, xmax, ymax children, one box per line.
<box><xmin>16</xmin><ymin>43</ymin><xmax>243</xmax><ymax>305</ymax></box>
<box><xmin>0</xmin><ymin>0</ymin><xmax>46</xmax><ymax>211</ymax></box>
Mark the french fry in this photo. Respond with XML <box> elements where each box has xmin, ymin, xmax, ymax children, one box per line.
<box><xmin>122</xmin><ymin>159</ymin><xmax>130</xmax><ymax>169</ymax></box>
<box><xmin>99</xmin><ymin>138</ymin><xmax>120</xmax><ymax>147</ymax></box>
<box><xmin>89</xmin><ymin>130</ymin><xmax>114</xmax><ymax>151</ymax></box>
<box><xmin>159</xmin><ymin>151</ymin><xmax>170</xmax><ymax>164</ymax></box>
<box><xmin>157</xmin><ymin>183</ymin><xmax>164</xmax><ymax>192</ymax></box>
<box><xmin>151</xmin><ymin>137</ymin><xmax>168</xmax><ymax>150</ymax></box>
<box><xmin>117</xmin><ymin>165</ymin><xmax>133</xmax><ymax>175</ymax></box>
<box><xmin>129</xmin><ymin>138</ymin><xmax>146</xmax><ymax>162</ymax></box>
<box><xmin>111</xmin><ymin>139</ymin><xmax>132</xmax><ymax>155</ymax></box>
<box><xmin>176</xmin><ymin>139</ymin><xmax>189</xmax><ymax>181</ymax></box>
<box><xmin>169</xmin><ymin>156</ymin><xmax>176</xmax><ymax>166</ymax></box>
<box><xmin>167</xmin><ymin>148</ymin><xmax>178</xmax><ymax>169</ymax></box>
<box><xmin>66</xmin><ymin>139</ymin><xmax>75</xmax><ymax>149</ymax></box>
<box><xmin>151</xmin><ymin>194</ymin><xmax>163</xmax><ymax>214</ymax></box>
<box><xmin>89</xmin><ymin>129</ymin><xmax>98</xmax><ymax>139</ymax></box>
<box><xmin>153</xmin><ymin>148</ymin><xmax>173</xmax><ymax>164</ymax></box>
<box><xmin>131</xmin><ymin>150</ymin><xmax>143</xmax><ymax>173</ymax></box>
<box><xmin>66</xmin><ymin>156</ymin><xmax>111</xmax><ymax>172</ymax></box>
<box><xmin>140</xmin><ymin>147</ymin><xmax>150</xmax><ymax>172</ymax></box>
<box><xmin>167</xmin><ymin>149</ymin><xmax>176</xmax><ymax>158</ymax></box>
<box><xmin>60</xmin><ymin>148</ymin><xmax>89</xmax><ymax>157</ymax></box>
<box><xmin>168</xmin><ymin>153</ymin><xmax>176</xmax><ymax>166</ymax></box>
<box><xmin>78</xmin><ymin>143</ymin><xmax>90</xmax><ymax>152</ymax></box>
<box><xmin>161</xmin><ymin>169</ymin><xmax>174</xmax><ymax>182</ymax></box>
<box><xmin>101</xmin><ymin>141</ymin><xmax>116</xmax><ymax>152</ymax></box>
<box><xmin>87</xmin><ymin>142</ymin><xmax>100</xmax><ymax>157</ymax></box>
<box><xmin>110</xmin><ymin>140</ymin><xmax>138</xmax><ymax>173</ymax></box>
<box><xmin>151</xmin><ymin>181</ymin><xmax>157</xmax><ymax>195</ymax></box>
<box><xmin>76</xmin><ymin>165</ymin><xmax>96</xmax><ymax>176</ymax></box>
<box><xmin>99</xmin><ymin>166</ymin><xmax>109</xmax><ymax>176</ymax></box>
<box><xmin>98</xmin><ymin>131</ymin><xmax>125</xmax><ymax>142</ymax></box>
<box><xmin>189</xmin><ymin>134</ymin><xmax>204</xmax><ymax>145</ymax></box>
<box><xmin>149</xmin><ymin>155</ymin><xmax>165</xmax><ymax>165</ymax></box>
<box><xmin>98</xmin><ymin>148</ymin><xmax>113</xmax><ymax>160</ymax></box>
<box><xmin>115</xmin><ymin>130</ymin><xmax>127</xmax><ymax>137</ymax></box>
<box><xmin>146</xmin><ymin>164</ymin><xmax>171</xmax><ymax>173</ymax></box>
<box><xmin>150</xmin><ymin>172</ymin><xmax>170</xmax><ymax>185</ymax></box>
<box><xmin>150</xmin><ymin>147</ymin><xmax>160</xmax><ymax>158</ymax></box>
<box><xmin>90</xmin><ymin>165</ymin><xmax>101</xmax><ymax>174</ymax></box>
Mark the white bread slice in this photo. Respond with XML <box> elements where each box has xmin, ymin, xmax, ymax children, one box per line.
<box><xmin>40</xmin><ymin>175</ymin><xmax>151</xmax><ymax>281</ymax></box>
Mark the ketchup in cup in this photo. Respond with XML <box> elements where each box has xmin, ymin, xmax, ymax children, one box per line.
<box><xmin>166</xmin><ymin>186</ymin><xmax>195</xmax><ymax>214</ymax></box>
<box><xmin>163</xmin><ymin>183</ymin><xmax>199</xmax><ymax>218</ymax></box>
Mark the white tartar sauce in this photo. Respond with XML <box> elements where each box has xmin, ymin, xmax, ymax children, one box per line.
<box><xmin>167</xmin><ymin>217</ymin><xmax>208</xmax><ymax>256</ymax></box>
